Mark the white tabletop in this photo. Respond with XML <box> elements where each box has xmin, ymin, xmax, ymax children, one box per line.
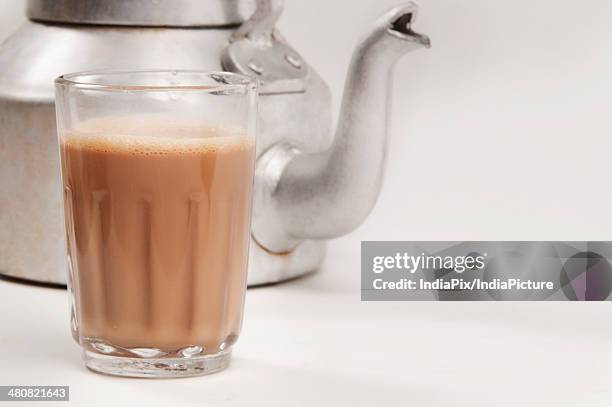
<box><xmin>1</xmin><ymin>232</ymin><xmax>611</xmax><ymax>407</ymax></box>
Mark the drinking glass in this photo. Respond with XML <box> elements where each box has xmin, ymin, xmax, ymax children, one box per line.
<box><xmin>54</xmin><ymin>70</ymin><xmax>258</xmax><ymax>378</ymax></box>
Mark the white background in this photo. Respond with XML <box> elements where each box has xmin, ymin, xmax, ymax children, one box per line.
<box><xmin>1</xmin><ymin>0</ymin><xmax>612</xmax><ymax>406</ymax></box>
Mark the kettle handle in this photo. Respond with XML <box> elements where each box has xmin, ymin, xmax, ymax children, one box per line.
<box><xmin>231</xmin><ymin>0</ymin><xmax>284</xmax><ymax>45</ymax></box>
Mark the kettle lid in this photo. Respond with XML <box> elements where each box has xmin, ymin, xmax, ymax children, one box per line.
<box><xmin>26</xmin><ymin>0</ymin><xmax>256</xmax><ymax>27</ymax></box>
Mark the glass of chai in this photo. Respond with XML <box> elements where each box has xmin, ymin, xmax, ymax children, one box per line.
<box><xmin>54</xmin><ymin>70</ymin><xmax>258</xmax><ymax>378</ymax></box>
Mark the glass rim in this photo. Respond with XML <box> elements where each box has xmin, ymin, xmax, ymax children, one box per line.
<box><xmin>54</xmin><ymin>69</ymin><xmax>258</xmax><ymax>93</ymax></box>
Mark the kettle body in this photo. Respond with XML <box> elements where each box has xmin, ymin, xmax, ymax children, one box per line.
<box><xmin>0</xmin><ymin>0</ymin><xmax>429</xmax><ymax>285</ymax></box>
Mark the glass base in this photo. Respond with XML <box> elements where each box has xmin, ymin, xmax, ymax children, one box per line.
<box><xmin>83</xmin><ymin>349</ymin><xmax>231</xmax><ymax>378</ymax></box>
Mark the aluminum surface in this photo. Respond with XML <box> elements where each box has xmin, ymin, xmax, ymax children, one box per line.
<box><xmin>27</xmin><ymin>0</ymin><xmax>256</xmax><ymax>27</ymax></box>
<box><xmin>0</xmin><ymin>1</ymin><xmax>429</xmax><ymax>286</ymax></box>
<box><xmin>253</xmin><ymin>3</ymin><xmax>430</xmax><ymax>253</ymax></box>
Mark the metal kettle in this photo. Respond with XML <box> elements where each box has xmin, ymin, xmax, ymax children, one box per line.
<box><xmin>0</xmin><ymin>0</ymin><xmax>429</xmax><ymax>286</ymax></box>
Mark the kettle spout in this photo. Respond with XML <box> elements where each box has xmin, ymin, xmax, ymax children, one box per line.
<box><xmin>253</xmin><ymin>3</ymin><xmax>430</xmax><ymax>253</ymax></box>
